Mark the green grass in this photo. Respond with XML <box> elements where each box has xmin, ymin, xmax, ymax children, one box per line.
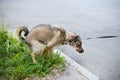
<box><xmin>0</xmin><ymin>25</ymin><xmax>65</xmax><ymax>80</ymax></box>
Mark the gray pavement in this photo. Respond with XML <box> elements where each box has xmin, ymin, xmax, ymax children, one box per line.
<box><xmin>57</xmin><ymin>65</ymin><xmax>88</xmax><ymax>80</ymax></box>
<box><xmin>0</xmin><ymin>0</ymin><xmax>120</xmax><ymax>80</ymax></box>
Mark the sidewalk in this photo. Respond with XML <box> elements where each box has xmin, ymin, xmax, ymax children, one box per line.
<box><xmin>54</xmin><ymin>49</ymin><xmax>100</xmax><ymax>80</ymax></box>
<box><xmin>57</xmin><ymin>64</ymin><xmax>88</xmax><ymax>80</ymax></box>
<box><xmin>42</xmin><ymin>63</ymin><xmax>88</xmax><ymax>80</ymax></box>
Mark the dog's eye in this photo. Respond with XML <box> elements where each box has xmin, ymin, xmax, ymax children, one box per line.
<box><xmin>76</xmin><ymin>43</ymin><xmax>81</xmax><ymax>46</ymax></box>
<box><xmin>77</xmin><ymin>44</ymin><xmax>81</xmax><ymax>47</ymax></box>
<box><xmin>69</xmin><ymin>40</ymin><xmax>73</xmax><ymax>43</ymax></box>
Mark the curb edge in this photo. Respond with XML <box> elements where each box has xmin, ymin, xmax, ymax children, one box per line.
<box><xmin>54</xmin><ymin>49</ymin><xmax>100</xmax><ymax>80</ymax></box>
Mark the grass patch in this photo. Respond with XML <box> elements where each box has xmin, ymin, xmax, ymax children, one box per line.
<box><xmin>0</xmin><ymin>25</ymin><xmax>65</xmax><ymax>80</ymax></box>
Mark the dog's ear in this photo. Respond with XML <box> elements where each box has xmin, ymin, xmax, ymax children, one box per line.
<box><xmin>72</xmin><ymin>34</ymin><xmax>79</xmax><ymax>39</ymax></box>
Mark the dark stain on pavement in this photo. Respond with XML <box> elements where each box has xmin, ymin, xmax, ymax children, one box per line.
<box><xmin>87</xmin><ymin>36</ymin><xmax>119</xmax><ymax>40</ymax></box>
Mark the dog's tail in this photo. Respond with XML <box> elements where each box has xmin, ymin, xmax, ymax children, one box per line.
<box><xmin>15</xmin><ymin>26</ymin><xmax>29</xmax><ymax>42</ymax></box>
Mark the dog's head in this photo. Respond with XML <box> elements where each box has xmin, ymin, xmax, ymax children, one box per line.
<box><xmin>69</xmin><ymin>35</ymin><xmax>84</xmax><ymax>53</ymax></box>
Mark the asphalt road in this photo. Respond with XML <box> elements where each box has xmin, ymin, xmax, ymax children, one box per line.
<box><xmin>0</xmin><ymin>0</ymin><xmax>120</xmax><ymax>80</ymax></box>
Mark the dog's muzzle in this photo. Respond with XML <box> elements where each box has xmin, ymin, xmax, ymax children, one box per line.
<box><xmin>76</xmin><ymin>49</ymin><xmax>84</xmax><ymax>53</ymax></box>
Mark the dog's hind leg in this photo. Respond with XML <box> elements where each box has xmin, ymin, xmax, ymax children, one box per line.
<box><xmin>31</xmin><ymin>40</ymin><xmax>43</xmax><ymax>63</ymax></box>
<box><xmin>31</xmin><ymin>52</ymin><xmax>36</xmax><ymax>63</ymax></box>
<box><xmin>50</xmin><ymin>48</ymin><xmax>54</xmax><ymax>56</ymax></box>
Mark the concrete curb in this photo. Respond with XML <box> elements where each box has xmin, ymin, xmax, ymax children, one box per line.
<box><xmin>54</xmin><ymin>49</ymin><xmax>100</xmax><ymax>80</ymax></box>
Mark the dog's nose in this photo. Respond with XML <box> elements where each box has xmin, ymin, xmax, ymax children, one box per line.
<box><xmin>80</xmin><ymin>49</ymin><xmax>84</xmax><ymax>53</ymax></box>
<box><xmin>76</xmin><ymin>49</ymin><xmax>84</xmax><ymax>53</ymax></box>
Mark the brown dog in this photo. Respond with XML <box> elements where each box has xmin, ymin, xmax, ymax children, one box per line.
<box><xmin>16</xmin><ymin>24</ymin><xmax>84</xmax><ymax>63</ymax></box>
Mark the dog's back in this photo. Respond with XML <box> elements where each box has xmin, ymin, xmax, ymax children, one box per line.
<box><xmin>26</xmin><ymin>24</ymin><xmax>54</xmax><ymax>45</ymax></box>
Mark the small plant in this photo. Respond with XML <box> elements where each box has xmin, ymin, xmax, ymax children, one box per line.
<box><xmin>0</xmin><ymin>24</ymin><xmax>65</xmax><ymax>80</ymax></box>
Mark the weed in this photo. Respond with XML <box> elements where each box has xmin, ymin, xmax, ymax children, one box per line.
<box><xmin>0</xmin><ymin>25</ymin><xmax>65</xmax><ymax>80</ymax></box>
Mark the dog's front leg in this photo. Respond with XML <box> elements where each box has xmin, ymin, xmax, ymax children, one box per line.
<box><xmin>42</xmin><ymin>39</ymin><xmax>58</xmax><ymax>55</ymax></box>
<box><xmin>42</xmin><ymin>45</ymin><xmax>55</xmax><ymax>56</ymax></box>
<box><xmin>42</xmin><ymin>31</ymin><xmax>61</xmax><ymax>55</ymax></box>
